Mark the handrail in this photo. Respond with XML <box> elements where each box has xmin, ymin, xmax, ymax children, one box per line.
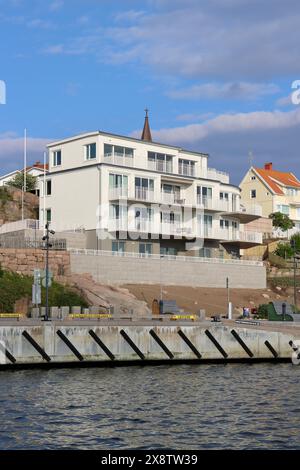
<box><xmin>68</xmin><ymin>248</ymin><xmax>264</xmax><ymax>266</ymax></box>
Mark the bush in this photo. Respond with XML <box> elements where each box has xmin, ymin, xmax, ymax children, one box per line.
<box><xmin>257</xmin><ymin>304</ymin><xmax>269</xmax><ymax>319</ymax></box>
<box><xmin>275</xmin><ymin>242</ymin><xmax>294</xmax><ymax>259</ymax></box>
<box><xmin>0</xmin><ymin>270</ymin><xmax>88</xmax><ymax>313</ymax></box>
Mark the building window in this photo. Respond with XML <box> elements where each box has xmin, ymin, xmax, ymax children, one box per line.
<box><xmin>251</xmin><ymin>176</ymin><xmax>256</xmax><ymax>180</ymax></box>
<box><xmin>220</xmin><ymin>192</ymin><xmax>229</xmax><ymax>200</ymax></box>
<box><xmin>109</xmin><ymin>173</ymin><xmax>128</xmax><ymax>191</ymax></box>
<box><xmin>160</xmin><ymin>246</ymin><xmax>177</xmax><ymax>256</ymax></box>
<box><xmin>199</xmin><ymin>247</ymin><xmax>212</xmax><ymax>258</ymax></box>
<box><xmin>277</xmin><ymin>204</ymin><xmax>290</xmax><ymax>215</ymax></box>
<box><xmin>46</xmin><ymin>209</ymin><xmax>51</xmax><ymax>222</ymax></box>
<box><xmin>135</xmin><ymin>177</ymin><xmax>154</xmax><ymax>200</ymax></box>
<box><xmin>250</xmin><ymin>189</ymin><xmax>256</xmax><ymax>199</ymax></box>
<box><xmin>220</xmin><ymin>219</ymin><xmax>229</xmax><ymax>229</ymax></box>
<box><xmin>148</xmin><ymin>152</ymin><xmax>173</xmax><ymax>173</ymax></box>
<box><xmin>112</xmin><ymin>241</ymin><xmax>125</xmax><ymax>254</ymax></box>
<box><xmin>139</xmin><ymin>243</ymin><xmax>152</xmax><ymax>256</ymax></box>
<box><xmin>104</xmin><ymin>144</ymin><xmax>134</xmax><ymax>158</ymax></box>
<box><xmin>52</xmin><ymin>150</ymin><xmax>61</xmax><ymax>167</ymax></box>
<box><xmin>287</xmin><ymin>188</ymin><xmax>298</xmax><ymax>196</ymax></box>
<box><xmin>85</xmin><ymin>143</ymin><xmax>96</xmax><ymax>160</ymax></box>
<box><xmin>46</xmin><ymin>180</ymin><xmax>52</xmax><ymax>196</ymax></box>
<box><xmin>178</xmin><ymin>159</ymin><xmax>195</xmax><ymax>176</ymax></box>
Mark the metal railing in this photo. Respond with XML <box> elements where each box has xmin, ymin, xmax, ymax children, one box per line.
<box><xmin>148</xmin><ymin>160</ymin><xmax>173</xmax><ymax>173</ymax></box>
<box><xmin>0</xmin><ymin>236</ymin><xmax>66</xmax><ymax>250</ymax></box>
<box><xmin>207</xmin><ymin>168</ymin><xmax>229</xmax><ymax>183</ymax></box>
<box><xmin>69</xmin><ymin>248</ymin><xmax>263</xmax><ymax>266</ymax></box>
<box><xmin>103</xmin><ymin>154</ymin><xmax>134</xmax><ymax>167</ymax></box>
<box><xmin>0</xmin><ymin>219</ymin><xmax>40</xmax><ymax>234</ymax></box>
<box><xmin>109</xmin><ymin>186</ymin><xmax>128</xmax><ymax>199</ymax></box>
<box><xmin>135</xmin><ymin>187</ymin><xmax>155</xmax><ymax>201</ymax></box>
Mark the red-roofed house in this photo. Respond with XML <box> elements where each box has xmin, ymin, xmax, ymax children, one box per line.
<box><xmin>240</xmin><ymin>163</ymin><xmax>300</xmax><ymax>235</ymax></box>
<box><xmin>0</xmin><ymin>161</ymin><xmax>48</xmax><ymax>190</ymax></box>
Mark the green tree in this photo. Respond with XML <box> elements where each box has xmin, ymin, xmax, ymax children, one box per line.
<box><xmin>7</xmin><ymin>172</ymin><xmax>37</xmax><ymax>192</ymax></box>
<box><xmin>269</xmin><ymin>211</ymin><xmax>295</xmax><ymax>232</ymax></box>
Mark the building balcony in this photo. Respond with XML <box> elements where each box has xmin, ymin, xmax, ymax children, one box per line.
<box><xmin>207</xmin><ymin>168</ymin><xmax>229</xmax><ymax>184</ymax></box>
<box><xmin>103</xmin><ymin>154</ymin><xmax>134</xmax><ymax>167</ymax></box>
<box><xmin>197</xmin><ymin>226</ymin><xmax>262</xmax><ymax>246</ymax></box>
<box><xmin>148</xmin><ymin>160</ymin><xmax>173</xmax><ymax>173</ymax></box>
<box><xmin>161</xmin><ymin>192</ymin><xmax>186</xmax><ymax>205</ymax></box>
<box><xmin>109</xmin><ymin>186</ymin><xmax>128</xmax><ymax>200</ymax></box>
<box><xmin>178</xmin><ymin>164</ymin><xmax>195</xmax><ymax>177</ymax></box>
<box><xmin>197</xmin><ymin>197</ymin><xmax>234</xmax><ymax>212</ymax></box>
<box><xmin>230</xmin><ymin>203</ymin><xmax>262</xmax><ymax>223</ymax></box>
<box><xmin>134</xmin><ymin>187</ymin><xmax>155</xmax><ymax>202</ymax></box>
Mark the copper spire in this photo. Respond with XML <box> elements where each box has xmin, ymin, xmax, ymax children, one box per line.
<box><xmin>141</xmin><ymin>108</ymin><xmax>152</xmax><ymax>142</ymax></box>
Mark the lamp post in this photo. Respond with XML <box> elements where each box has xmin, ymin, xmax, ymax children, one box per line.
<box><xmin>42</xmin><ymin>222</ymin><xmax>55</xmax><ymax>321</ymax></box>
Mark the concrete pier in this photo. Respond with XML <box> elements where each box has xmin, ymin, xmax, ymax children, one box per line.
<box><xmin>0</xmin><ymin>319</ymin><xmax>299</xmax><ymax>367</ymax></box>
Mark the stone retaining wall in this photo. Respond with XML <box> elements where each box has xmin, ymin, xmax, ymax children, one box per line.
<box><xmin>0</xmin><ymin>248</ymin><xmax>71</xmax><ymax>278</ymax></box>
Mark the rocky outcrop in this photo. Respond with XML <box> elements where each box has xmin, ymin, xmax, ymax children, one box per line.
<box><xmin>0</xmin><ymin>187</ymin><xmax>38</xmax><ymax>225</ymax></box>
<box><xmin>68</xmin><ymin>273</ymin><xmax>151</xmax><ymax>317</ymax></box>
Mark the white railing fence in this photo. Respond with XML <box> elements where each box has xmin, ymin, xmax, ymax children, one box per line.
<box><xmin>69</xmin><ymin>248</ymin><xmax>263</xmax><ymax>266</ymax></box>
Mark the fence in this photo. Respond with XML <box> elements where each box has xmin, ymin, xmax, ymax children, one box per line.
<box><xmin>0</xmin><ymin>237</ymin><xmax>66</xmax><ymax>250</ymax></box>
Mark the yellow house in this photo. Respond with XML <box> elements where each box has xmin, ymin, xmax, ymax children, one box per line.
<box><xmin>240</xmin><ymin>162</ymin><xmax>300</xmax><ymax>235</ymax></box>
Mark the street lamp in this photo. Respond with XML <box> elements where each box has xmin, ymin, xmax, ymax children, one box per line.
<box><xmin>42</xmin><ymin>222</ymin><xmax>55</xmax><ymax>321</ymax></box>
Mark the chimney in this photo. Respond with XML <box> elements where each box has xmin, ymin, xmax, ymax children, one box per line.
<box><xmin>141</xmin><ymin>108</ymin><xmax>152</xmax><ymax>142</ymax></box>
<box><xmin>264</xmin><ymin>162</ymin><xmax>273</xmax><ymax>171</ymax></box>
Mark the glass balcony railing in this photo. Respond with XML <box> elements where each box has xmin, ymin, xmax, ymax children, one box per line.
<box><xmin>135</xmin><ymin>187</ymin><xmax>155</xmax><ymax>201</ymax></box>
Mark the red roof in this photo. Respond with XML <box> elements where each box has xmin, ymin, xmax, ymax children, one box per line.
<box><xmin>254</xmin><ymin>166</ymin><xmax>300</xmax><ymax>195</ymax></box>
<box><xmin>26</xmin><ymin>161</ymin><xmax>49</xmax><ymax>171</ymax></box>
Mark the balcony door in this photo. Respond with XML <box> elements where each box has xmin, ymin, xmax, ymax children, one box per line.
<box><xmin>197</xmin><ymin>186</ymin><xmax>212</xmax><ymax>208</ymax></box>
<box><xmin>135</xmin><ymin>177</ymin><xmax>154</xmax><ymax>200</ymax></box>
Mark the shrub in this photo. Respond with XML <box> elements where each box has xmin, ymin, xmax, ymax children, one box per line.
<box><xmin>275</xmin><ymin>242</ymin><xmax>294</xmax><ymax>259</ymax></box>
<box><xmin>257</xmin><ymin>304</ymin><xmax>269</xmax><ymax>319</ymax></box>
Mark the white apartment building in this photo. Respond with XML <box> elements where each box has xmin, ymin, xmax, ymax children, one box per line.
<box><xmin>39</xmin><ymin>116</ymin><xmax>262</xmax><ymax>258</ymax></box>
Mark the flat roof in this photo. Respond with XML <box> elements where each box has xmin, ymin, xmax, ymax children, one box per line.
<box><xmin>47</xmin><ymin>130</ymin><xmax>209</xmax><ymax>158</ymax></box>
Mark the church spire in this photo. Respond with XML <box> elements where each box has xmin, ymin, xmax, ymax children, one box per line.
<box><xmin>141</xmin><ymin>108</ymin><xmax>152</xmax><ymax>142</ymax></box>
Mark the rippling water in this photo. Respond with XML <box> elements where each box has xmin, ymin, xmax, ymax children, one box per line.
<box><xmin>0</xmin><ymin>363</ymin><xmax>299</xmax><ymax>449</ymax></box>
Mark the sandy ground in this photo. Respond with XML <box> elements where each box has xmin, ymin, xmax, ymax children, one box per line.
<box><xmin>124</xmin><ymin>283</ymin><xmax>295</xmax><ymax>317</ymax></box>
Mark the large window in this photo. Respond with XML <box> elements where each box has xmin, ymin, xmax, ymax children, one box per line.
<box><xmin>197</xmin><ymin>186</ymin><xmax>212</xmax><ymax>206</ymax></box>
<box><xmin>104</xmin><ymin>144</ymin><xmax>134</xmax><ymax>158</ymax></box>
<box><xmin>84</xmin><ymin>143</ymin><xmax>96</xmax><ymax>160</ymax></box>
<box><xmin>287</xmin><ymin>188</ymin><xmax>298</xmax><ymax>196</ymax></box>
<box><xmin>160</xmin><ymin>246</ymin><xmax>177</xmax><ymax>256</ymax></box>
<box><xmin>148</xmin><ymin>152</ymin><xmax>173</xmax><ymax>173</ymax></box>
<box><xmin>178</xmin><ymin>159</ymin><xmax>195</xmax><ymax>176</ymax></box>
<box><xmin>52</xmin><ymin>150</ymin><xmax>61</xmax><ymax>167</ymax></box>
<box><xmin>139</xmin><ymin>243</ymin><xmax>152</xmax><ymax>256</ymax></box>
<box><xmin>135</xmin><ymin>177</ymin><xmax>154</xmax><ymax>200</ymax></box>
<box><xmin>109</xmin><ymin>203</ymin><xmax>127</xmax><ymax>220</ymax></box>
<box><xmin>112</xmin><ymin>241</ymin><xmax>125</xmax><ymax>254</ymax></box>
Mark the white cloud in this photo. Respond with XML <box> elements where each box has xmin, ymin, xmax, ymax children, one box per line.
<box><xmin>146</xmin><ymin>108</ymin><xmax>300</xmax><ymax>145</ymax></box>
<box><xmin>176</xmin><ymin>112</ymin><xmax>215</xmax><ymax>122</ymax></box>
<box><xmin>0</xmin><ymin>134</ymin><xmax>50</xmax><ymax>175</ymax></box>
<box><xmin>168</xmin><ymin>82</ymin><xmax>280</xmax><ymax>101</ymax></box>
<box><xmin>276</xmin><ymin>94</ymin><xmax>294</xmax><ymax>107</ymax></box>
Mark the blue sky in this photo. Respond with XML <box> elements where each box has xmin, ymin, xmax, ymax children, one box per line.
<box><xmin>0</xmin><ymin>0</ymin><xmax>299</xmax><ymax>183</ymax></box>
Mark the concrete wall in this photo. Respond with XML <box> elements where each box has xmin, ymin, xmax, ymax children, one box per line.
<box><xmin>0</xmin><ymin>322</ymin><xmax>297</xmax><ymax>365</ymax></box>
<box><xmin>70</xmin><ymin>252</ymin><xmax>266</xmax><ymax>288</ymax></box>
<box><xmin>0</xmin><ymin>248</ymin><xmax>70</xmax><ymax>278</ymax></box>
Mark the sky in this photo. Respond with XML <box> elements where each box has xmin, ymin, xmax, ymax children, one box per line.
<box><xmin>0</xmin><ymin>0</ymin><xmax>300</xmax><ymax>184</ymax></box>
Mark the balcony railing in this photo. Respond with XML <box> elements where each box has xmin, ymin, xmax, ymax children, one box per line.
<box><xmin>178</xmin><ymin>164</ymin><xmax>195</xmax><ymax>177</ymax></box>
<box><xmin>161</xmin><ymin>192</ymin><xmax>185</xmax><ymax>205</ymax></box>
<box><xmin>109</xmin><ymin>186</ymin><xmax>128</xmax><ymax>200</ymax></box>
<box><xmin>104</xmin><ymin>154</ymin><xmax>134</xmax><ymax>167</ymax></box>
<box><xmin>196</xmin><ymin>196</ymin><xmax>232</xmax><ymax>212</ymax></box>
<box><xmin>135</xmin><ymin>187</ymin><xmax>155</xmax><ymax>201</ymax></box>
<box><xmin>238</xmin><ymin>203</ymin><xmax>262</xmax><ymax>217</ymax></box>
<box><xmin>207</xmin><ymin>168</ymin><xmax>229</xmax><ymax>184</ymax></box>
<box><xmin>148</xmin><ymin>160</ymin><xmax>173</xmax><ymax>173</ymax></box>
<box><xmin>197</xmin><ymin>226</ymin><xmax>262</xmax><ymax>243</ymax></box>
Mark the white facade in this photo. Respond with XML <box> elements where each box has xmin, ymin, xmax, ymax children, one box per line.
<box><xmin>39</xmin><ymin>131</ymin><xmax>262</xmax><ymax>257</ymax></box>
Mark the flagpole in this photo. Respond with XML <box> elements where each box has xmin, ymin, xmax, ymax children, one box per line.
<box><xmin>43</xmin><ymin>151</ymin><xmax>46</xmax><ymax>236</ymax></box>
<box><xmin>21</xmin><ymin>128</ymin><xmax>27</xmax><ymax>221</ymax></box>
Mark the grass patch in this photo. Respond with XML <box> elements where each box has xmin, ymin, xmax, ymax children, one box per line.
<box><xmin>0</xmin><ymin>269</ymin><xmax>88</xmax><ymax>313</ymax></box>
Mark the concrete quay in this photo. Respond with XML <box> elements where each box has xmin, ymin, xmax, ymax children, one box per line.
<box><xmin>0</xmin><ymin>319</ymin><xmax>299</xmax><ymax>367</ymax></box>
